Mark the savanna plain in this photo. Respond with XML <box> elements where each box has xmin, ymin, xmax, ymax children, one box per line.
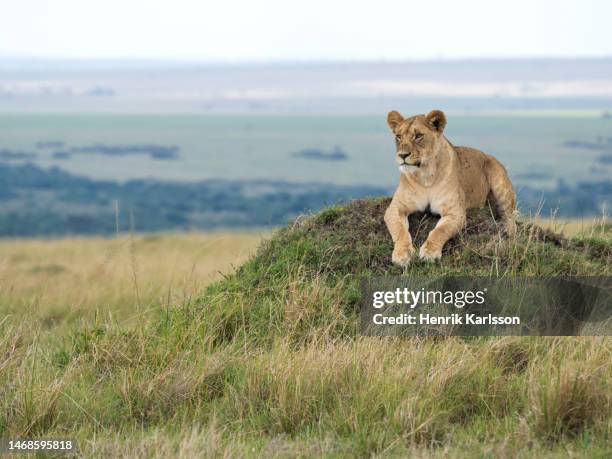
<box><xmin>0</xmin><ymin>212</ymin><xmax>610</xmax><ymax>458</ymax></box>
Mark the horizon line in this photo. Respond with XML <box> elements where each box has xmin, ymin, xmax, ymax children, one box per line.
<box><xmin>2</xmin><ymin>54</ymin><xmax>612</xmax><ymax>66</ymax></box>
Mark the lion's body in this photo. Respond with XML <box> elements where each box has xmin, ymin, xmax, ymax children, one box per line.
<box><xmin>384</xmin><ymin>110</ymin><xmax>516</xmax><ymax>265</ymax></box>
<box><xmin>454</xmin><ymin>147</ymin><xmax>491</xmax><ymax>208</ymax></box>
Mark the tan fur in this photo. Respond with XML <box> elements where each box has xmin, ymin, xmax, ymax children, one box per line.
<box><xmin>385</xmin><ymin>110</ymin><xmax>516</xmax><ymax>265</ymax></box>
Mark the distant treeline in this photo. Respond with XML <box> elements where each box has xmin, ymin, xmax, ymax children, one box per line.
<box><xmin>517</xmin><ymin>179</ymin><xmax>611</xmax><ymax>218</ymax></box>
<box><xmin>64</xmin><ymin>144</ymin><xmax>180</xmax><ymax>160</ymax></box>
<box><xmin>0</xmin><ymin>163</ymin><xmax>608</xmax><ymax>236</ymax></box>
<box><xmin>0</xmin><ymin>142</ymin><xmax>180</xmax><ymax>162</ymax></box>
<box><xmin>0</xmin><ymin>149</ymin><xmax>37</xmax><ymax>160</ymax></box>
<box><xmin>0</xmin><ymin>163</ymin><xmax>387</xmax><ymax>236</ymax></box>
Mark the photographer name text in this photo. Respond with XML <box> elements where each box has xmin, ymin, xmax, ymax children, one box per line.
<box><xmin>372</xmin><ymin>312</ymin><xmax>520</xmax><ymax>325</ymax></box>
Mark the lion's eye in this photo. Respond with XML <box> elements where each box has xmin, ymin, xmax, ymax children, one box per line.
<box><xmin>395</xmin><ymin>135</ymin><xmax>401</xmax><ymax>142</ymax></box>
<box><xmin>414</xmin><ymin>133</ymin><xmax>424</xmax><ymax>141</ymax></box>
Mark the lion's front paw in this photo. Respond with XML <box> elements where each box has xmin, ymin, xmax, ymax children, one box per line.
<box><xmin>392</xmin><ymin>245</ymin><xmax>416</xmax><ymax>267</ymax></box>
<box><xmin>419</xmin><ymin>241</ymin><xmax>442</xmax><ymax>262</ymax></box>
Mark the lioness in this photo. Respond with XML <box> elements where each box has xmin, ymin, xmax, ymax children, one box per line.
<box><xmin>385</xmin><ymin>109</ymin><xmax>516</xmax><ymax>265</ymax></box>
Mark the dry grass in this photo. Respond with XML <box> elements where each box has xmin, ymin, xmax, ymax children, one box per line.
<box><xmin>534</xmin><ymin>216</ymin><xmax>609</xmax><ymax>237</ymax></box>
<box><xmin>0</xmin><ymin>232</ymin><xmax>264</xmax><ymax>329</ymax></box>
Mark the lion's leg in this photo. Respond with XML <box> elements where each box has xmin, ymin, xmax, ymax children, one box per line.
<box><xmin>419</xmin><ymin>210</ymin><xmax>466</xmax><ymax>261</ymax></box>
<box><xmin>486</xmin><ymin>158</ymin><xmax>517</xmax><ymax>236</ymax></box>
<box><xmin>385</xmin><ymin>199</ymin><xmax>416</xmax><ymax>266</ymax></box>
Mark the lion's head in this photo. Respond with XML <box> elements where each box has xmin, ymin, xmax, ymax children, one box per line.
<box><xmin>386</xmin><ymin>109</ymin><xmax>447</xmax><ymax>174</ymax></box>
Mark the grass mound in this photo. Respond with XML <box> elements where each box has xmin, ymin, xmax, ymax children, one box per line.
<box><xmin>2</xmin><ymin>198</ymin><xmax>610</xmax><ymax>457</ymax></box>
<box><xmin>250</xmin><ymin>196</ymin><xmax>606</xmax><ymax>278</ymax></box>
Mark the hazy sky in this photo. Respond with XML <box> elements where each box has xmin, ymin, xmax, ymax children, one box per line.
<box><xmin>2</xmin><ymin>0</ymin><xmax>611</xmax><ymax>60</ymax></box>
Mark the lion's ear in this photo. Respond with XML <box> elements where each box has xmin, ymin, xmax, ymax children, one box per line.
<box><xmin>426</xmin><ymin>110</ymin><xmax>447</xmax><ymax>133</ymax></box>
<box><xmin>387</xmin><ymin>111</ymin><xmax>404</xmax><ymax>131</ymax></box>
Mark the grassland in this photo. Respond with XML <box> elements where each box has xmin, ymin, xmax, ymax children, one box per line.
<box><xmin>0</xmin><ymin>206</ymin><xmax>610</xmax><ymax>458</ymax></box>
<box><xmin>0</xmin><ymin>232</ymin><xmax>262</xmax><ymax>329</ymax></box>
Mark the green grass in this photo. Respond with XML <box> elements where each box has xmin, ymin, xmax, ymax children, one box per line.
<box><xmin>0</xmin><ymin>199</ymin><xmax>610</xmax><ymax>457</ymax></box>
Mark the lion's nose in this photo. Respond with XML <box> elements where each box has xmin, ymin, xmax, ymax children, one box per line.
<box><xmin>399</xmin><ymin>152</ymin><xmax>411</xmax><ymax>160</ymax></box>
